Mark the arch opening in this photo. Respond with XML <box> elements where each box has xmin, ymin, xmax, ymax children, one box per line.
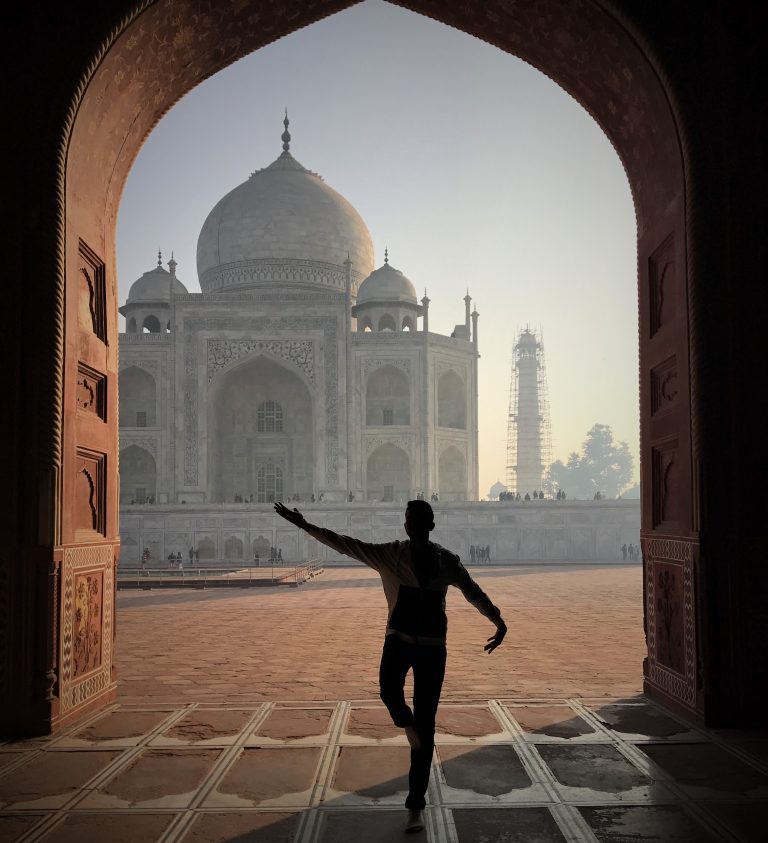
<box><xmin>119</xmin><ymin>366</ymin><xmax>157</xmax><ymax>428</ymax></box>
<box><xmin>367</xmin><ymin>443</ymin><xmax>410</xmax><ymax>502</ymax></box>
<box><xmin>209</xmin><ymin>355</ymin><xmax>313</xmax><ymax>503</ymax></box>
<box><xmin>366</xmin><ymin>365</ymin><xmax>410</xmax><ymax>426</ymax></box>
<box><xmin>52</xmin><ymin>0</ymin><xmax>708</xmax><ymax>726</ymax></box>
<box><xmin>437</xmin><ymin>370</ymin><xmax>467</xmax><ymax>429</ymax></box>
<box><xmin>378</xmin><ymin>313</ymin><xmax>396</xmax><ymax>332</ymax></box>
<box><xmin>119</xmin><ymin>445</ymin><xmax>156</xmax><ymax>505</ymax></box>
<box><xmin>142</xmin><ymin>314</ymin><xmax>161</xmax><ymax>334</ymax></box>
<box><xmin>439</xmin><ymin>446</ymin><xmax>467</xmax><ymax>502</ymax></box>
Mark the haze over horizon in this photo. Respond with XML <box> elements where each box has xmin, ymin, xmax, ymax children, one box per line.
<box><xmin>117</xmin><ymin>0</ymin><xmax>638</xmax><ymax>497</ymax></box>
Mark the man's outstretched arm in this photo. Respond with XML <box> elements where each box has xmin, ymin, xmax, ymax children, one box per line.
<box><xmin>453</xmin><ymin>561</ymin><xmax>507</xmax><ymax>653</ymax></box>
<box><xmin>274</xmin><ymin>502</ymin><xmax>393</xmax><ymax>572</ymax></box>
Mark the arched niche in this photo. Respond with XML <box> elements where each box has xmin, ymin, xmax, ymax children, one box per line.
<box><xmin>367</xmin><ymin>443</ymin><xmax>410</xmax><ymax>502</ymax></box>
<box><xmin>437</xmin><ymin>370</ymin><xmax>467</xmax><ymax>429</ymax></box>
<box><xmin>366</xmin><ymin>365</ymin><xmax>410</xmax><ymax>426</ymax></box>
<box><xmin>208</xmin><ymin>355</ymin><xmax>313</xmax><ymax>503</ymax></box>
<box><xmin>439</xmin><ymin>446</ymin><xmax>467</xmax><ymax>502</ymax></box>
<box><xmin>402</xmin><ymin>316</ymin><xmax>414</xmax><ymax>331</ymax></box>
<box><xmin>197</xmin><ymin>536</ymin><xmax>216</xmax><ymax>560</ymax></box>
<box><xmin>142</xmin><ymin>314</ymin><xmax>161</xmax><ymax>334</ymax></box>
<box><xmin>119</xmin><ymin>445</ymin><xmax>156</xmax><ymax>504</ymax></box>
<box><xmin>126</xmin><ymin>317</ymin><xmax>137</xmax><ymax>333</ymax></box>
<box><xmin>119</xmin><ymin>366</ymin><xmax>157</xmax><ymax>427</ymax></box>
<box><xmin>224</xmin><ymin>535</ymin><xmax>244</xmax><ymax>559</ymax></box>
<box><xmin>378</xmin><ymin>314</ymin><xmax>396</xmax><ymax>332</ymax></box>
<box><xmin>252</xmin><ymin>535</ymin><xmax>271</xmax><ymax>560</ymax></box>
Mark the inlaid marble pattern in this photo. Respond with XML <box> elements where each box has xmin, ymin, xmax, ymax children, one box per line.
<box><xmin>0</xmin><ymin>697</ymin><xmax>765</xmax><ymax>841</ymax></box>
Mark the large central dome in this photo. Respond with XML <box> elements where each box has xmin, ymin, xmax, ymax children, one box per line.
<box><xmin>197</xmin><ymin>118</ymin><xmax>374</xmax><ymax>295</ymax></box>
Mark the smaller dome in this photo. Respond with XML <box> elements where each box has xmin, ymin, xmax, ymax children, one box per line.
<box><xmin>356</xmin><ymin>257</ymin><xmax>417</xmax><ymax>306</ymax></box>
<box><xmin>125</xmin><ymin>255</ymin><xmax>188</xmax><ymax>304</ymax></box>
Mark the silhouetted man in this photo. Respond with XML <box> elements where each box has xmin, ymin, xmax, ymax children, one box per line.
<box><xmin>275</xmin><ymin>499</ymin><xmax>506</xmax><ymax>834</ymax></box>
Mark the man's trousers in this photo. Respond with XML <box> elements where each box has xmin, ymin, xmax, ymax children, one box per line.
<box><xmin>378</xmin><ymin>633</ymin><xmax>447</xmax><ymax>810</ymax></box>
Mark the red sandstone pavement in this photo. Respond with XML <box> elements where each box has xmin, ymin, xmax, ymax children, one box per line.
<box><xmin>116</xmin><ymin>565</ymin><xmax>644</xmax><ymax>704</ymax></box>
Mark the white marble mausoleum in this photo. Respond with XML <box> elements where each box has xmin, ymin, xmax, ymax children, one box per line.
<box><xmin>118</xmin><ymin>117</ymin><xmax>479</xmax><ymax>506</ymax></box>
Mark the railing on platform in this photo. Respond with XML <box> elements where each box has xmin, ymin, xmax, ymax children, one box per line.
<box><xmin>117</xmin><ymin>560</ymin><xmax>323</xmax><ymax>590</ymax></box>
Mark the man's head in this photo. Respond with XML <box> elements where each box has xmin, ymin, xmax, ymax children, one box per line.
<box><xmin>404</xmin><ymin>499</ymin><xmax>435</xmax><ymax>542</ymax></box>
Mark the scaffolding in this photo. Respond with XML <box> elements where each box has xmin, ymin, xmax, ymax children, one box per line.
<box><xmin>505</xmin><ymin>327</ymin><xmax>552</xmax><ymax>494</ymax></box>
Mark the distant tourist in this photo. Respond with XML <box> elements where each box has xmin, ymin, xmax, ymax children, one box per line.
<box><xmin>621</xmin><ymin>543</ymin><xmax>628</xmax><ymax>561</ymax></box>
<box><xmin>524</xmin><ymin>493</ymin><xmax>531</xmax><ymax>501</ymax></box>
<box><xmin>470</xmin><ymin>545</ymin><xmax>476</xmax><ymax>563</ymax></box>
<box><xmin>176</xmin><ymin>551</ymin><xmax>183</xmax><ymax>567</ymax></box>
<box><xmin>274</xmin><ymin>498</ymin><xmax>506</xmax><ymax>835</ymax></box>
<box><xmin>189</xmin><ymin>546</ymin><xmax>194</xmax><ymax>564</ymax></box>
<box><xmin>319</xmin><ymin>492</ymin><xmax>325</xmax><ymax>502</ymax></box>
<box><xmin>533</xmin><ymin>491</ymin><xmax>538</xmax><ymax>499</ymax></box>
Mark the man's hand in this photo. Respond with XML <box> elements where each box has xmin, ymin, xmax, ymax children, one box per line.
<box><xmin>484</xmin><ymin>620</ymin><xmax>507</xmax><ymax>654</ymax></box>
<box><xmin>274</xmin><ymin>502</ymin><xmax>306</xmax><ymax>528</ymax></box>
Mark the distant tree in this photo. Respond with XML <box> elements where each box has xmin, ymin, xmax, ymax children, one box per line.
<box><xmin>545</xmin><ymin>424</ymin><xmax>634</xmax><ymax>499</ymax></box>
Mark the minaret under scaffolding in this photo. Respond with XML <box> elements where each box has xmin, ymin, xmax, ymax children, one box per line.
<box><xmin>506</xmin><ymin>327</ymin><xmax>552</xmax><ymax>495</ymax></box>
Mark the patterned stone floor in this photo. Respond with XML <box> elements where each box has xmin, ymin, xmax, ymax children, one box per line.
<box><xmin>1</xmin><ymin>697</ymin><xmax>767</xmax><ymax>841</ymax></box>
<box><xmin>2</xmin><ymin>566</ymin><xmax>766</xmax><ymax>840</ymax></box>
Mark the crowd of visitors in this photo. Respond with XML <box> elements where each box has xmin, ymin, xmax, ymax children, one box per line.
<box><xmin>469</xmin><ymin>544</ymin><xmax>491</xmax><ymax>563</ymax></box>
<box><xmin>498</xmin><ymin>489</ymin><xmax>568</xmax><ymax>501</ymax></box>
<box><xmin>621</xmin><ymin>543</ymin><xmax>641</xmax><ymax>561</ymax></box>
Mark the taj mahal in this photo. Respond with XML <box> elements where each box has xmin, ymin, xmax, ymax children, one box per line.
<box><xmin>118</xmin><ymin>116</ymin><xmax>479</xmax><ymax>510</ymax></box>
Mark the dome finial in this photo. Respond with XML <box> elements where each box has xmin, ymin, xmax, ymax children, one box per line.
<box><xmin>384</xmin><ymin>247</ymin><xmax>389</xmax><ymax>265</ymax></box>
<box><xmin>157</xmin><ymin>249</ymin><xmax>162</xmax><ymax>267</ymax></box>
<box><xmin>281</xmin><ymin>108</ymin><xmax>291</xmax><ymax>153</ymax></box>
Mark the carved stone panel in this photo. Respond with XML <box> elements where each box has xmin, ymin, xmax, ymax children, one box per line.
<box><xmin>76</xmin><ymin>362</ymin><xmax>107</xmax><ymax>421</ymax></box>
<box><xmin>363</xmin><ymin>358</ymin><xmax>411</xmax><ymax>378</ymax></box>
<box><xmin>74</xmin><ymin>449</ymin><xmax>106</xmax><ymax>538</ymax></box>
<box><xmin>77</xmin><ymin>239</ymin><xmax>107</xmax><ymax>342</ymax></box>
<box><xmin>652</xmin><ymin>440</ymin><xmax>681</xmax><ymax>530</ymax></box>
<box><xmin>653</xmin><ymin>561</ymin><xmax>685</xmax><ymax>673</ymax></box>
<box><xmin>643</xmin><ymin>537</ymin><xmax>697</xmax><ymax>710</ymax></box>
<box><xmin>207</xmin><ymin>339</ymin><xmax>315</xmax><ymax>384</ymax></box>
<box><xmin>650</xmin><ymin>356</ymin><xmax>678</xmax><ymax>416</ymax></box>
<box><xmin>649</xmin><ymin>233</ymin><xmax>675</xmax><ymax>335</ymax></box>
<box><xmin>60</xmin><ymin>545</ymin><xmax>114</xmax><ymax>714</ymax></box>
<box><xmin>72</xmin><ymin>571</ymin><xmax>103</xmax><ymax>680</ymax></box>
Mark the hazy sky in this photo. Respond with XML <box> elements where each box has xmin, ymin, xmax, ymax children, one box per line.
<box><xmin>117</xmin><ymin>0</ymin><xmax>638</xmax><ymax>497</ymax></box>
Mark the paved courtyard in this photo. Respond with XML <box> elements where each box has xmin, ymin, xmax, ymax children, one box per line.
<box><xmin>2</xmin><ymin>565</ymin><xmax>767</xmax><ymax>841</ymax></box>
<box><xmin>115</xmin><ymin>565</ymin><xmax>646</xmax><ymax>703</ymax></box>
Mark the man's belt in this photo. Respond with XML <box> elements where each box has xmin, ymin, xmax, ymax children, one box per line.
<box><xmin>386</xmin><ymin>627</ymin><xmax>446</xmax><ymax>646</ymax></box>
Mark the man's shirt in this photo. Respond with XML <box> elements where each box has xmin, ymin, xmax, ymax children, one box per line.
<box><xmin>303</xmin><ymin>523</ymin><xmax>501</xmax><ymax>644</ymax></box>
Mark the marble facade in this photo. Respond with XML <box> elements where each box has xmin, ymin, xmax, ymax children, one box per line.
<box><xmin>119</xmin><ymin>500</ymin><xmax>640</xmax><ymax>566</ymax></box>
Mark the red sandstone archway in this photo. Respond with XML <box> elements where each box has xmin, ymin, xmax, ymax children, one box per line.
<box><xmin>8</xmin><ymin>0</ymin><xmax>702</xmax><ymax>733</ymax></box>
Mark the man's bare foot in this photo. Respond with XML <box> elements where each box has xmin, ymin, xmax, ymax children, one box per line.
<box><xmin>404</xmin><ymin>809</ymin><xmax>424</xmax><ymax>833</ymax></box>
<box><xmin>404</xmin><ymin>725</ymin><xmax>421</xmax><ymax>750</ymax></box>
